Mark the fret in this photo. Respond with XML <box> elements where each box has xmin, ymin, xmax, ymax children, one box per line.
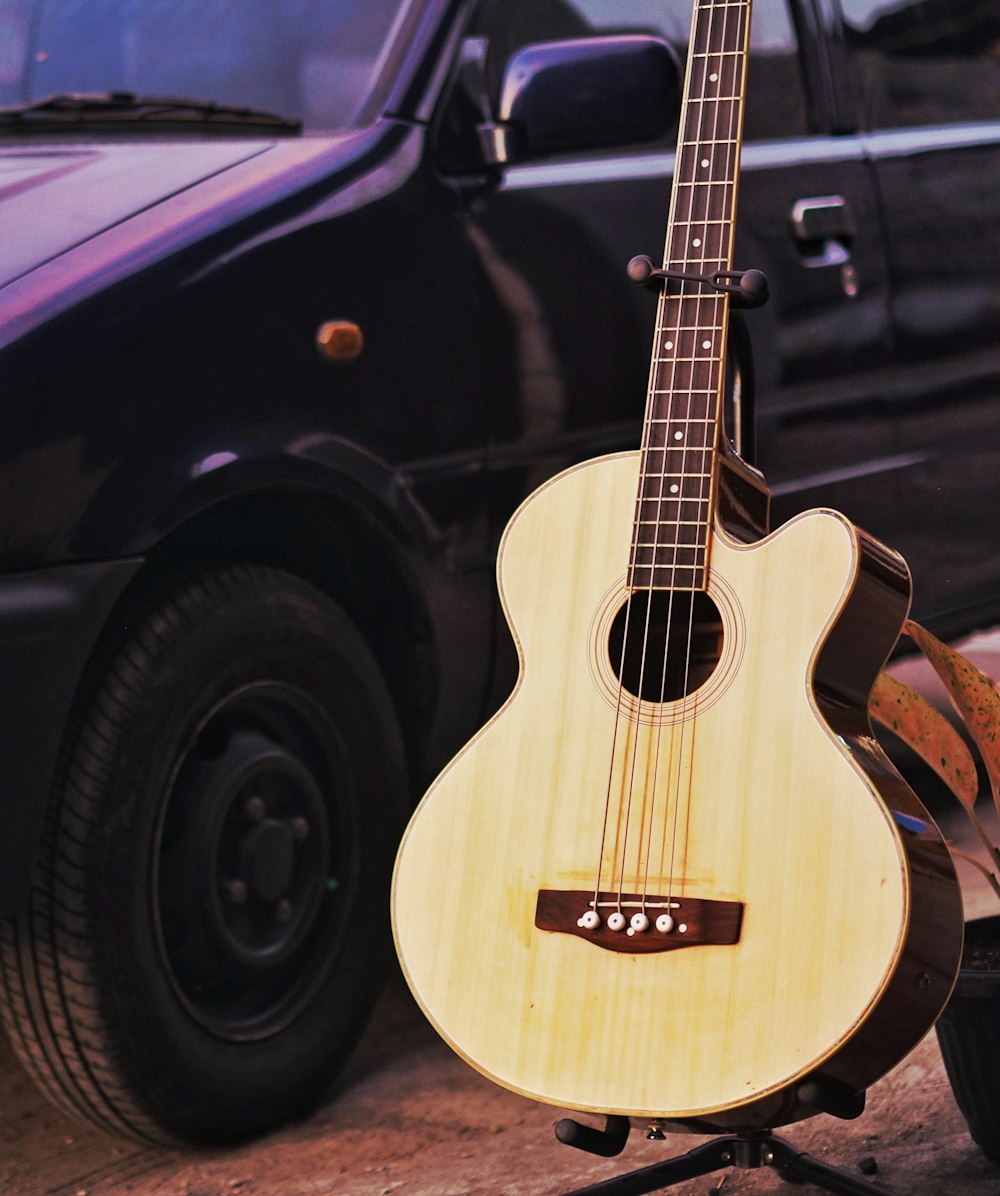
<box><xmin>655</xmin><ymin>336</ymin><xmax>725</xmax><ymax>351</ymax></box>
<box><xmin>649</xmin><ymin>380</ymin><xmax>722</xmax><ymax>392</ymax></box>
<box><xmin>679</xmin><ymin>136</ymin><xmax>740</xmax><ymax>146</ymax></box>
<box><xmin>693</xmin><ymin>57</ymin><xmax>746</xmax><ymax>88</ymax></box>
<box><xmin>634</xmin><ymin>529</ymin><xmax>709</xmax><ymax>549</ymax></box>
<box><xmin>644</xmin><ymin>428</ymin><xmax>717</xmax><ymax>444</ymax></box>
<box><xmin>633</xmin><ymin>547</ymin><xmax>707</xmax><ymax>558</ymax></box>
<box><xmin>628</xmin><ymin>565</ymin><xmax>705</xmax><ymax>591</ymax></box>
<box><xmin>631</xmin><ymin>546</ymin><xmax>706</xmax><ymax>569</ymax></box>
<box><xmin>637</xmin><ymin>479</ymin><xmax>713</xmax><ymax>496</ymax></box>
<box><xmin>627</xmin><ymin>0</ymin><xmax>750</xmax><ymax>594</ymax></box>
<box><xmin>637</xmin><ymin>483</ymin><xmax>713</xmax><ymax>498</ymax></box>
<box><xmin>678</xmin><ymin>144</ymin><xmax>740</xmax><ymax>171</ymax></box>
<box><xmin>650</xmin><ymin>330</ymin><xmax>722</xmax><ymax>339</ymax></box>
<box><xmin>687</xmin><ymin>64</ymin><xmax>743</xmax><ymax>95</ymax></box>
<box><xmin>656</xmin><ymin>328</ymin><xmax>729</xmax><ymax>355</ymax></box>
<box><xmin>636</xmin><ymin>487</ymin><xmax>711</xmax><ymax>504</ymax></box>
<box><xmin>678</xmin><ymin>148</ymin><xmax>739</xmax><ymax>165</ymax></box>
<box><xmin>650</xmin><ymin>354</ymin><xmax>722</xmax><ymax>363</ymax></box>
<box><xmin>670</xmin><ymin>187</ymin><xmax>735</xmax><ymax>226</ymax></box>
<box><xmin>630</xmin><ymin>549</ymin><xmax>707</xmax><ymax>568</ymax></box>
<box><xmin>654</xmin><ymin>322</ymin><xmax>728</xmax><ymax>331</ymax></box>
<box><xmin>662</xmin><ymin>257</ymin><xmax>729</xmax><ymax>271</ymax></box>
<box><xmin>653</xmin><ymin>349</ymin><xmax>725</xmax><ymax>362</ymax></box>
<box><xmin>643</xmin><ymin>427</ymin><xmax>717</xmax><ymax>452</ymax></box>
<box><xmin>634</xmin><ymin>515</ymin><xmax>712</xmax><ymax>533</ymax></box>
<box><xmin>654</xmin><ymin>354</ymin><xmax>724</xmax><ymax>363</ymax></box>
<box><xmin>633</xmin><ymin>535</ymin><xmax>708</xmax><ymax>551</ymax></box>
<box><xmin>641</xmin><ymin>456</ymin><xmax>715</xmax><ymax>476</ymax></box>
<box><xmin>636</xmin><ymin>461</ymin><xmax>712</xmax><ymax>476</ymax></box>
<box><xmin>636</xmin><ymin>519</ymin><xmax>711</xmax><ymax>528</ymax></box>
<box><xmin>636</xmin><ymin>494</ymin><xmax>712</xmax><ymax>516</ymax></box>
<box><xmin>681</xmin><ymin>101</ymin><xmax>739</xmax><ymax>122</ymax></box>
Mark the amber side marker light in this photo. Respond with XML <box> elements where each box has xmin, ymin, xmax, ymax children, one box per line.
<box><xmin>316</xmin><ymin>320</ymin><xmax>364</xmax><ymax>362</ymax></box>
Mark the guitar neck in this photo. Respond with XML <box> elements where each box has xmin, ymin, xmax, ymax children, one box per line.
<box><xmin>630</xmin><ymin>0</ymin><xmax>753</xmax><ymax>592</ymax></box>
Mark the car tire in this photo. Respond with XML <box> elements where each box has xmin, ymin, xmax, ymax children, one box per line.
<box><xmin>0</xmin><ymin>563</ymin><xmax>408</xmax><ymax>1144</ymax></box>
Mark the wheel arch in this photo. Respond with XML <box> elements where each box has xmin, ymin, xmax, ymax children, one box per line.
<box><xmin>0</xmin><ymin>480</ymin><xmax>439</xmax><ymax>917</ymax></box>
<box><xmin>106</xmin><ymin>484</ymin><xmax>440</xmax><ymax>779</ymax></box>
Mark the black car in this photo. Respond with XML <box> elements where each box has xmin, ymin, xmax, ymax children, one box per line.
<box><xmin>0</xmin><ymin>0</ymin><xmax>997</xmax><ymax>1146</ymax></box>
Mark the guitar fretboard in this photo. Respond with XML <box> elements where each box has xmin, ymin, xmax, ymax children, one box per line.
<box><xmin>629</xmin><ymin>0</ymin><xmax>751</xmax><ymax>591</ymax></box>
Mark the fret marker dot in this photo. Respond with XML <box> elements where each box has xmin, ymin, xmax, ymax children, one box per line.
<box><xmin>702</xmin><ymin>339</ymin><xmax>712</xmax><ymax>349</ymax></box>
<box><xmin>665</xmin><ymin>340</ymin><xmax>673</xmax><ymax>350</ymax></box>
<box><xmin>710</xmin><ymin>72</ymin><xmax>719</xmax><ymax>82</ymax></box>
<box><xmin>701</xmin><ymin>158</ymin><xmax>710</xmax><ymax>168</ymax></box>
<box><xmin>674</xmin><ymin>431</ymin><xmax>683</xmax><ymax>441</ymax></box>
<box><xmin>692</xmin><ymin>237</ymin><xmax>702</xmax><ymax>248</ymax></box>
<box><xmin>669</xmin><ymin>484</ymin><xmax>679</xmax><ymax>494</ymax></box>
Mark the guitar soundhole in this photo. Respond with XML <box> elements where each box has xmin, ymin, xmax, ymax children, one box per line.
<box><xmin>609</xmin><ymin>589</ymin><xmax>724</xmax><ymax>703</ymax></box>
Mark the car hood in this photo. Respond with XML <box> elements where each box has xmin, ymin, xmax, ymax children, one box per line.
<box><xmin>0</xmin><ymin>121</ymin><xmax>417</xmax><ymax>355</ymax></box>
<box><xmin>0</xmin><ymin>140</ymin><xmax>273</xmax><ymax>289</ymax></box>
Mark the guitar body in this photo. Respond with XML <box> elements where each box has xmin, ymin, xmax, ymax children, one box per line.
<box><xmin>393</xmin><ymin>452</ymin><xmax>961</xmax><ymax>1128</ymax></box>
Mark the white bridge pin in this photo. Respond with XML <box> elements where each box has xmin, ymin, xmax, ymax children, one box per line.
<box><xmin>607</xmin><ymin>911</ymin><xmax>627</xmax><ymax>932</ymax></box>
<box><xmin>577</xmin><ymin>910</ymin><xmax>601</xmax><ymax>930</ymax></box>
<box><xmin>629</xmin><ymin>912</ymin><xmax>650</xmax><ymax>934</ymax></box>
<box><xmin>656</xmin><ymin>914</ymin><xmax>675</xmax><ymax>934</ymax></box>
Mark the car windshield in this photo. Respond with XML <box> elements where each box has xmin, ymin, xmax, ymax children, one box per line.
<box><xmin>0</xmin><ymin>0</ymin><xmax>417</xmax><ymax>131</ymax></box>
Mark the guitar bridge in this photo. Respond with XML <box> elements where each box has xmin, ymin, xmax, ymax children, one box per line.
<box><xmin>535</xmin><ymin>889</ymin><xmax>743</xmax><ymax>954</ymax></box>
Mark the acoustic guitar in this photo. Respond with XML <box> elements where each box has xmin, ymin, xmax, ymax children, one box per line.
<box><xmin>393</xmin><ymin>0</ymin><xmax>962</xmax><ymax>1131</ymax></box>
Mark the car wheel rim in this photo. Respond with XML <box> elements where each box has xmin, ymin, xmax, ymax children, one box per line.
<box><xmin>154</xmin><ymin>683</ymin><xmax>351</xmax><ymax>1041</ymax></box>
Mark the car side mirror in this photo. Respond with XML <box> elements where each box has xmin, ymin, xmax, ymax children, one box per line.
<box><xmin>478</xmin><ymin>35</ymin><xmax>681</xmax><ymax>166</ymax></box>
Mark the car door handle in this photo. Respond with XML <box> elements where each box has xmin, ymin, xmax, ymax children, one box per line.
<box><xmin>791</xmin><ymin>195</ymin><xmax>856</xmax><ymax>241</ymax></box>
<box><xmin>790</xmin><ymin>195</ymin><xmax>855</xmax><ymax>267</ymax></box>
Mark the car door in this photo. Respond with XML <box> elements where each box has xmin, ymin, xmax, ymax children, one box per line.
<box><xmin>461</xmin><ymin>0</ymin><xmax>896</xmax><ymax>548</ymax></box>
<box><xmin>832</xmin><ymin>0</ymin><xmax>1000</xmax><ymax>630</ymax></box>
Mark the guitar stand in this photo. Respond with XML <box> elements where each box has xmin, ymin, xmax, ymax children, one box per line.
<box><xmin>556</xmin><ymin>1090</ymin><xmax>894</xmax><ymax>1196</ymax></box>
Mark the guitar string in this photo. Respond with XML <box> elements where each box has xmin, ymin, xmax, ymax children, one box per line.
<box><xmin>618</xmin><ymin>0</ymin><xmax>723</xmax><ymax>920</ymax></box>
<box><xmin>592</xmin><ymin>587</ymin><xmax>642</xmax><ymax>917</ymax></box>
<box><xmin>682</xmin><ymin>0</ymin><xmax>743</xmax><ymax>873</ymax></box>
<box><xmin>593</xmin><ymin>0</ymin><xmax>747</xmax><ymax>926</ymax></box>
<box><xmin>645</xmin><ymin>0</ymin><xmax>746</xmax><ymax>918</ymax></box>
<box><xmin>607</xmin><ymin>230</ymin><xmax>686</xmax><ymax>917</ymax></box>
<box><xmin>596</xmin><ymin>1</ymin><xmax>708</xmax><ymax>917</ymax></box>
<box><xmin>652</xmin><ymin>0</ymin><xmax>740</xmax><ymax>915</ymax></box>
<box><xmin>592</xmin><ymin>277</ymin><xmax>682</xmax><ymax>916</ymax></box>
<box><xmin>632</xmin><ymin>0</ymin><xmax>731</xmax><ymax>921</ymax></box>
<box><xmin>665</xmin><ymin>0</ymin><xmax>751</xmax><ymax>918</ymax></box>
<box><xmin>594</xmin><ymin>88</ymin><xmax>701</xmax><ymax>921</ymax></box>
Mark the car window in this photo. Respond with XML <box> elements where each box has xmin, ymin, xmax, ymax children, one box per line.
<box><xmin>0</xmin><ymin>0</ymin><xmax>416</xmax><ymax>131</ymax></box>
<box><xmin>469</xmin><ymin>0</ymin><xmax>809</xmax><ymax>142</ymax></box>
<box><xmin>837</xmin><ymin>0</ymin><xmax>1000</xmax><ymax>128</ymax></box>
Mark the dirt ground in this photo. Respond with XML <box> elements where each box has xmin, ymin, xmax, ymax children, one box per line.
<box><xmin>0</xmin><ymin>971</ymin><xmax>998</xmax><ymax>1196</ymax></box>
<box><xmin>4</xmin><ymin>642</ymin><xmax>1000</xmax><ymax>1195</ymax></box>
<box><xmin>0</xmin><ymin>835</ymin><xmax>997</xmax><ymax>1196</ymax></box>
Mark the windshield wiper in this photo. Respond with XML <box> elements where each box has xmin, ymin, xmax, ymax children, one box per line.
<box><xmin>0</xmin><ymin>91</ymin><xmax>301</xmax><ymax>133</ymax></box>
